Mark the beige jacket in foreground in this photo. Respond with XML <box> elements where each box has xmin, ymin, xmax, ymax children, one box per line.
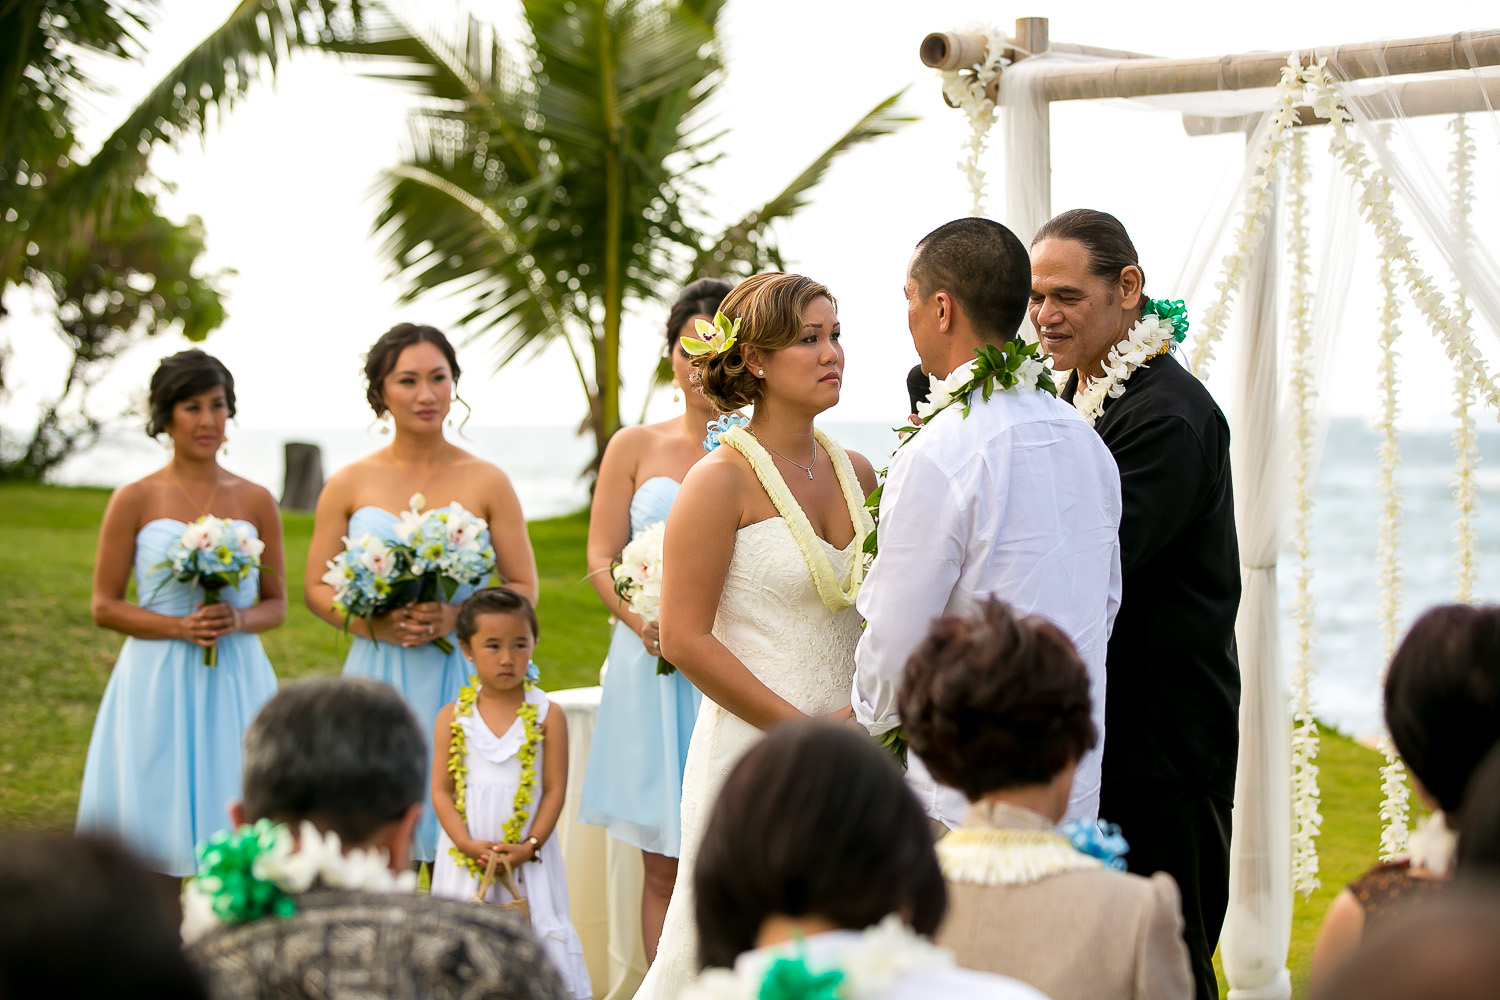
<box><xmin>935</xmin><ymin>801</ymin><xmax>1193</xmax><ymax>1000</ymax></box>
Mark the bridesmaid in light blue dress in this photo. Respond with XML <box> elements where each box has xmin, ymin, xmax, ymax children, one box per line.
<box><xmin>78</xmin><ymin>350</ymin><xmax>285</xmax><ymax>877</ymax></box>
<box><xmin>579</xmin><ymin>278</ymin><xmax>731</xmax><ymax>961</ymax></box>
<box><xmin>304</xmin><ymin>324</ymin><xmax>537</xmax><ymax>863</ymax></box>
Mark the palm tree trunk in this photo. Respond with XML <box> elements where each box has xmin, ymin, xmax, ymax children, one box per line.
<box><xmin>598</xmin><ymin>4</ymin><xmax>622</xmax><ymax>452</ymax></box>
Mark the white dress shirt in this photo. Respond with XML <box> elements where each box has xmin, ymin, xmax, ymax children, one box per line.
<box><xmin>854</xmin><ymin>366</ymin><xmax>1122</xmax><ymax>828</ymax></box>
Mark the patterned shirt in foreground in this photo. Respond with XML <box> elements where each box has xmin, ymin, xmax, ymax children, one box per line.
<box><xmin>187</xmin><ymin>888</ymin><xmax>569</xmax><ymax>1000</ymax></box>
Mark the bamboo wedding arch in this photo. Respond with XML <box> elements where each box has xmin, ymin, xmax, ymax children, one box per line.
<box><xmin>919</xmin><ymin>19</ymin><xmax>1500</xmax><ymax>999</ymax></box>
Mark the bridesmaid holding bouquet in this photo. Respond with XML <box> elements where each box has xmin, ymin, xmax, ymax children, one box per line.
<box><xmin>578</xmin><ymin>278</ymin><xmax>730</xmax><ymax>961</ymax></box>
<box><xmin>304</xmin><ymin>323</ymin><xmax>537</xmax><ymax>864</ymax></box>
<box><xmin>77</xmin><ymin>349</ymin><xmax>284</xmax><ymax>879</ymax></box>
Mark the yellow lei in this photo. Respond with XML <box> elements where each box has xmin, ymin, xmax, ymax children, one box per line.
<box><xmin>721</xmin><ymin>425</ymin><xmax>872</xmax><ymax>613</ymax></box>
<box><xmin>446</xmin><ymin>676</ymin><xmax>543</xmax><ymax>879</ymax></box>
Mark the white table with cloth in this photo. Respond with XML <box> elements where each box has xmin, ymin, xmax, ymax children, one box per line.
<box><xmin>552</xmin><ymin>685</ymin><xmax>649</xmax><ymax>1000</ymax></box>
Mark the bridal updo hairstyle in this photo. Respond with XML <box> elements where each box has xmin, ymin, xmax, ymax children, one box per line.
<box><xmin>363</xmin><ymin>323</ymin><xmax>464</xmax><ymax>418</ymax></box>
<box><xmin>691</xmin><ymin>272</ymin><xmax>836</xmax><ymax>412</ymax></box>
<box><xmin>666</xmin><ymin>277</ymin><xmax>733</xmax><ymax>351</ymax></box>
<box><xmin>146</xmin><ymin>349</ymin><xmax>236</xmax><ymax>437</ymax></box>
<box><xmin>1031</xmin><ymin>208</ymin><xmax>1148</xmax><ymax>305</ymax></box>
<box><xmin>899</xmin><ymin>597</ymin><xmax>1097</xmax><ymax>801</ymax></box>
<box><xmin>1383</xmin><ymin>603</ymin><xmax>1500</xmax><ymax>822</ymax></box>
<box><xmin>692</xmin><ymin>721</ymin><xmax>945</xmax><ymax>970</ymax></box>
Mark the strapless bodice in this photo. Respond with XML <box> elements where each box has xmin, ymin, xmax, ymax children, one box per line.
<box><xmin>711</xmin><ymin>518</ymin><xmax>863</xmax><ymax>715</ymax></box>
<box><xmin>630</xmin><ymin>476</ymin><xmax>680</xmax><ymax>536</ymax></box>
<box><xmin>133</xmin><ymin>519</ymin><xmax>260</xmax><ymax>616</ymax></box>
<box><xmin>347</xmin><ymin>505</ymin><xmax>493</xmax><ymax>606</ymax></box>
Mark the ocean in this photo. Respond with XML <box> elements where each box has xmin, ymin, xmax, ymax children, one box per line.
<box><xmin>50</xmin><ymin>418</ymin><xmax>1500</xmax><ymax>738</ymax></box>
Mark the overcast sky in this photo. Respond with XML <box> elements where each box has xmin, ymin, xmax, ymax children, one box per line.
<box><xmin>4</xmin><ymin>0</ymin><xmax>1498</xmax><ymax>436</ymax></box>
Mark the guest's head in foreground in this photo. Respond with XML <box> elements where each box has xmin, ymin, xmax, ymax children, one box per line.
<box><xmin>900</xmin><ymin>596</ymin><xmax>1097</xmax><ymax>820</ymax></box>
<box><xmin>456</xmin><ymin>587</ymin><xmax>540</xmax><ymax>691</ymax></box>
<box><xmin>691</xmin><ymin>271</ymin><xmax>842</xmax><ymax>419</ymax></box>
<box><xmin>1313</xmin><ymin>891</ymin><xmax>1500</xmax><ymax>1000</ymax></box>
<box><xmin>231</xmin><ymin>676</ymin><xmax>427</xmax><ymax>870</ymax></box>
<box><xmin>363</xmin><ymin>322</ymin><xmax>466</xmax><ymax>434</ymax></box>
<box><xmin>0</xmin><ymin>834</ymin><xmax>207</xmax><ymax>999</ymax></box>
<box><xmin>905</xmin><ymin>217</ymin><xmax>1031</xmax><ymax>378</ymax></box>
<box><xmin>1458</xmin><ymin>743</ymin><xmax>1500</xmax><ymax>880</ymax></box>
<box><xmin>1029</xmin><ymin>208</ymin><xmax>1146</xmax><ymax>378</ymax></box>
<box><xmin>147</xmin><ymin>349</ymin><xmax>236</xmax><ymax>458</ymax></box>
<box><xmin>1310</xmin><ymin>604</ymin><xmax>1500</xmax><ymax>991</ymax></box>
<box><xmin>692</xmin><ymin>721</ymin><xmax>946</xmax><ymax>970</ymax></box>
<box><xmin>1384</xmin><ymin>603</ymin><xmax>1500</xmax><ymax>825</ymax></box>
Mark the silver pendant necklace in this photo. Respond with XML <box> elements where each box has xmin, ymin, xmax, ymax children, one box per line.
<box><xmin>750</xmin><ymin>428</ymin><xmax>817</xmax><ymax>480</ymax></box>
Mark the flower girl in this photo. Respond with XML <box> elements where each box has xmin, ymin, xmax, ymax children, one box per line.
<box><xmin>430</xmin><ymin>588</ymin><xmax>591</xmax><ymax>999</ymax></box>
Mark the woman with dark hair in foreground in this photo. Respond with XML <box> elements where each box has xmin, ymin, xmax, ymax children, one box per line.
<box><xmin>680</xmin><ymin>721</ymin><xmax>1045</xmax><ymax>1000</ymax></box>
<box><xmin>77</xmin><ymin>349</ymin><xmax>284</xmax><ymax>880</ymax></box>
<box><xmin>900</xmin><ymin>597</ymin><xmax>1192</xmax><ymax>1000</ymax></box>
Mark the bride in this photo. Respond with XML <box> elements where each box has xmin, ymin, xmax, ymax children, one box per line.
<box><xmin>639</xmin><ymin>272</ymin><xmax>878</xmax><ymax>996</ymax></box>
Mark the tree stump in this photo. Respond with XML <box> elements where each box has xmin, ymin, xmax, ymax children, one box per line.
<box><xmin>281</xmin><ymin>442</ymin><xmax>324</xmax><ymax>511</ymax></box>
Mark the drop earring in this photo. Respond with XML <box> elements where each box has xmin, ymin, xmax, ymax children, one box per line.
<box><xmin>379</xmin><ymin>413</ymin><xmax>392</xmax><ymax>435</ymax></box>
<box><xmin>672</xmin><ymin>380</ymin><xmax>682</xmax><ymax>403</ymax></box>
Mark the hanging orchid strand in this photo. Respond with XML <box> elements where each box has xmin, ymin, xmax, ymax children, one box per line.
<box><xmin>1285</xmin><ymin>129</ymin><xmax>1322</xmax><ymax>896</ymax></box>
<box><xmin>937</xmin><ymin>25</ymin><xmax>1005</xmax><ymax>216</ymax></box>
<box><xmin>1373</xmin><ymin>209</ymin><xmax>1411</xmax><ymax>859</ymax></box>
<box><xmin>1448</xmin><ymin>114</ymin><xmax>1479</xmax><ymax>602</ymax></box>
<box><xmin>1187</xmin><ymin>55</ymin><xmax>1306</xmax><ymax>377</ymax></box>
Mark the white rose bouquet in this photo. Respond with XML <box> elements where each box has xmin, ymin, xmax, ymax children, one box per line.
<box><xmin>154</xmin><ymin>515</ymin><xmax>265</xmax><ymax>666</ymax></box>
<box><xmin>611</xmin><ymin>521</ymin><xmax>673</xmax><ymax>675</ymax></box>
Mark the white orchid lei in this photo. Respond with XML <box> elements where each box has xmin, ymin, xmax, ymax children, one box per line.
<box><xmin>181</xmin><ymin>819</ymin><xmax>418</xmax><ymax>943</ymax></box>
<box><xmin>681</xmin><ymin>915</ymin><xmax>954</xmax><ymax>1000</ymax></box>
<box><xmin>1071</xmin><ymin>297</ymin><xmax>1190</xmax><ymax>427</ymax></box>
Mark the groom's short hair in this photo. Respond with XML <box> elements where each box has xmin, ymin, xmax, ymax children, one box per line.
<box><xmin>241</xmin><ymin>677</ymin><xmax>426</xmax><ymax>845</ymax></box>
<box><xmin>909</xmin><ymin>218</ymin><xmax>1030</xmax><ymax>342</ymax></box>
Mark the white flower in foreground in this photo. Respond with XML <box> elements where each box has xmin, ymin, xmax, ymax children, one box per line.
<box><xmin>358</xmin><ymin>536</ymin><xmax>397</xmax><ymax>577</ymax></box>
<box><xmin>915</xmin><ymin>369</ymin><xmax>968</xmax><ymax>422</ymax></box>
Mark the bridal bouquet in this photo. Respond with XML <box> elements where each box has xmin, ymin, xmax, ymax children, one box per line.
<box><xmin>155</xmin><ymin>515</ymin><xmax>265</xmax><ymax>666</ymax></box>
<box><xmin>611</xmin><ymin>521</ymin><xmax>674</xmax><ymax>675</ymax></box>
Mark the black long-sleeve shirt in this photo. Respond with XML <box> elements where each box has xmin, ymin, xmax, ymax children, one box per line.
<box><xmin>1064</xmin><ymin>352</ymin><xmax>1242</xmax><ymax>802</ymax></box>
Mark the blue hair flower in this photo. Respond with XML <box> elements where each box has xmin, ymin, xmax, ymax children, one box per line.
<box><xmin>525</xmin><ymin>661</ymin><xmax>541</xmax><ymax>683</ymax></box>
<box><xmin>702</xmin><ymin>413</ymin><xmax>750</xmax><ymax>452</ymax></box>
<box><xmin>1059</xmin><ymin>818</ymin><xmax>1130</xmax><ymax>871</ymax></box>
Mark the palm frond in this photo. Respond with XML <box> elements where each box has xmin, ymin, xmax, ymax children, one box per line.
<box><xmin>696</xmin><ymin>88</ymin><xmax>916</xmax><ymax>277</ymax></box>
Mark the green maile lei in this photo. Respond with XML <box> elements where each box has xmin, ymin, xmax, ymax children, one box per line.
<box><xmin>447</xmin><ymin>675</ymin><xmax>543</xmax><ymax>879</ymax></box>
<box><xmin>860</xmin><ymin>340</ymin><xmax>1056</xmax><ymax>766</ymax></box>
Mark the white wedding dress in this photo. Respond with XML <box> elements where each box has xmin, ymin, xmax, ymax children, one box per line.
<box><xmin>635</xmin><ymin>430</ymin><xmax>866</xmax><ymax>1000</ymax></box>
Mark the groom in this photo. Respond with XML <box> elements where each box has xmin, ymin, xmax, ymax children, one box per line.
<box><xmin>854</xmin><ymin>217</ymin><xmax>1122</xmax><ymax>828</ymax></box>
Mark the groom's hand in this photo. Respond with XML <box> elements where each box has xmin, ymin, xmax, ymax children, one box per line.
<box><xmin>821</xmin><ymin>705</ymin><xmax>855</xmax><ymax>725</ymax></box>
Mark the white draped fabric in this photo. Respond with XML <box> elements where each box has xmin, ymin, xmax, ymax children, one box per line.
<box><xmin>551</xmin><ymin>686</ymin><xmax>647</xmax><ymax>1000</ymax></box>
<box><xmin>986</xmin><ymin>43</ymin><xmax>1500</xmax><ymax>1000</ymax></box>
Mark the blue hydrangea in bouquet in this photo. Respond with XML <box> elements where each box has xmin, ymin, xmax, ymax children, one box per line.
<box><xmin>390</xmin><ymin>494</ymin><xmax>495</xmax><ymax>653</ymax></box>
<box><xmin>154</xmin><ymin>515</ymin><xmax>265</xmax><ymax>666</ymax></box>
<box><xmin>321</xmin><ymin>532</ymin><xmax>404</xmax><ymax>639</ymax></box>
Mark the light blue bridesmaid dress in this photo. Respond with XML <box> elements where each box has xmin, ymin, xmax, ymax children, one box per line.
<box><xmin>76</xmin><ymin>518</ymin><xmax>279</xmax><ymax>876</ymax></box>
<box><xmin>578</xmin><ymin>477</ymin><xmax>703</xmax><ymax>856</ymax></box>
<box><xmin>339</xmin><ymin>504</ymin><xmax>491</xmax><ymax>863</ymax></box>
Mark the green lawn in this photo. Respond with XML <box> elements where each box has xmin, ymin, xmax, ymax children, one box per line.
<box><xmin>0</xmin><ymin>481</ymin><xmax>1396</xmax><ymax>994</ymax></box>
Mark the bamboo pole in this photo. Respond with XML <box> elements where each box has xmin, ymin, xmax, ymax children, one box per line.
<box><xmin>1182</xmin><ymin>74</ymin><xmax>1500</xmax><ymax>134</ymax></box>
<box><xmin>1031</xmin><ymin>29</ymin><xmax>1500</xmax><ymax>102</ymax></box>
<box><xmin>918</xmin><ymin>29</ymin><xmax>1155</xmax><ymax>71</ymax></box>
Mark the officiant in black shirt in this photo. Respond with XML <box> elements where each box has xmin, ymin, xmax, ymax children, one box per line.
<box><xmin>1030</xmin><ymin>209</ymin><xmax>1240</xmax><ymax>1000</ymax></box>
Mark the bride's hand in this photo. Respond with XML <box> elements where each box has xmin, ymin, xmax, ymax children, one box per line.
<box><xmin>639</xmin><ymin>620</ymin><xmax>662</xmax><ymax>657</ymax></box>
<box><xmin>822</xmin><ymin>705</ymin><xmax>855</xmax><ymax>725</ymax></box>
